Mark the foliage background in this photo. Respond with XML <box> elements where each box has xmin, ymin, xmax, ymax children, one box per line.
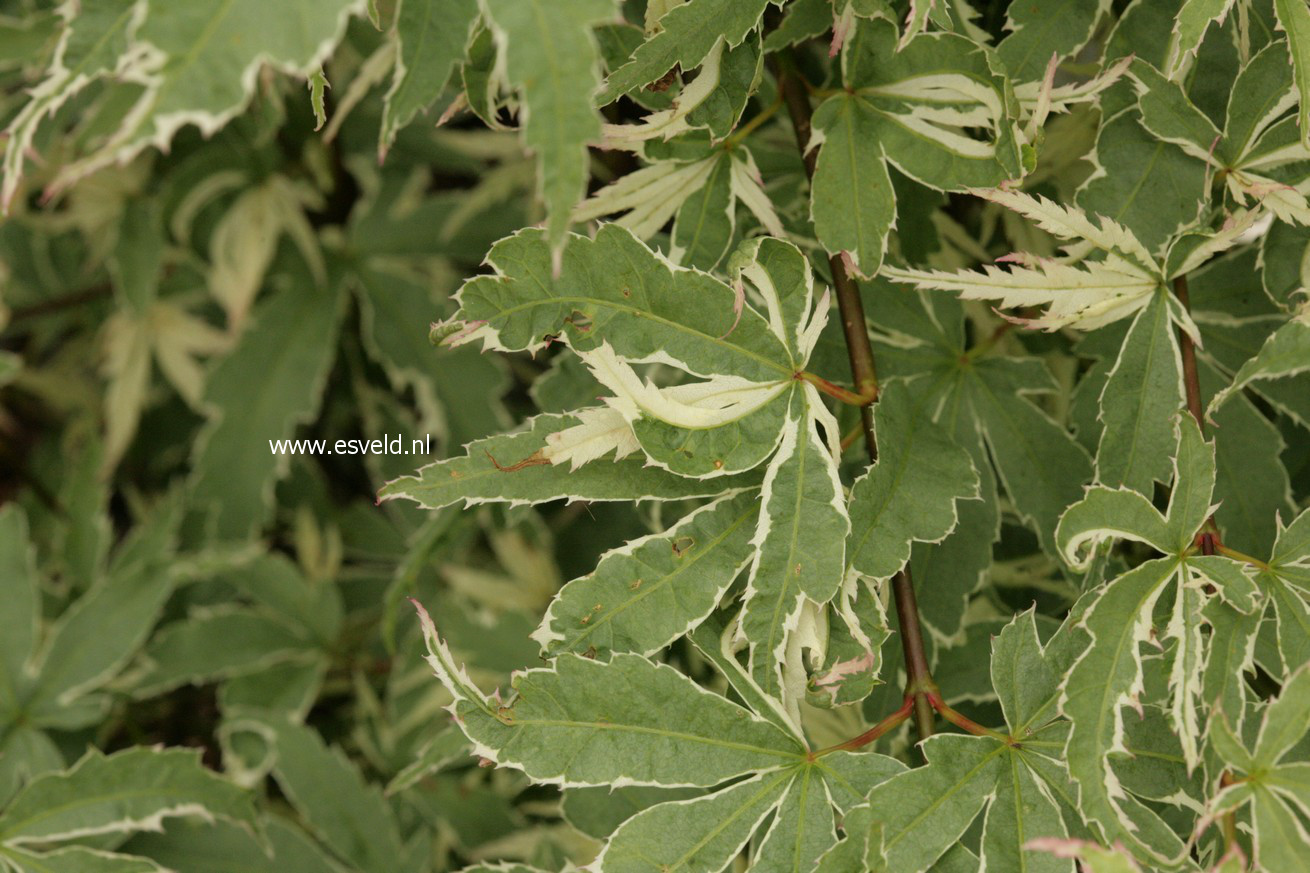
<box><xmin>0</xmin><ymin>0</ymin><xmax>1309</xmax><ymax>872</ymax></box>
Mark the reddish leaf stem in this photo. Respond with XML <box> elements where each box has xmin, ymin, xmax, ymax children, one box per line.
<box><xmin>814</xmin><ymin>697</ymin><xmax>915</xmax><ymax>755</ymax></box>
<box><xmin>797</xmin><ymin>370</ymin><xmax>878</xmax><ymax>406</ymax></box>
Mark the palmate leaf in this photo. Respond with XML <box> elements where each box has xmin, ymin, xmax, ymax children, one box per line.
<box><xmin>419</xmin><ymin>600</ymin><xmax>923</xmax><ymax>871</ymax></box>
<box><xmin>1210</xmin><ymin>666</ymin><xmax>1310</xmax><ymax>871</ymax></box>
<box><xmin>817</xmin><ymin>612</ymin><xmax>1076</xmax><ymax>873</ymax></box>
<box><xmin>433</xmin><ymin>226</ymin><xmax>832</xmax><ymax>481</ymax></box>
<box><xmin>863</xmin><ymin>281</ymin><xmax>1088</xmax><ymax>579</ymax></box>
<box><xmin>415</xmin><ymin>600</ymin><xmax>806</xmax><ymax>788</ymax></box>
<box><xmin>996</xmin><ymin>0</ymin><xmax>1111</xmax><ymax>83</ymax></box>
<box><xmin>809</xmin><ymin>17</ymin><xmax>1022</xmax><ymax>276</ymax></box>
<box><xmin>1054</xmin><ymin>418</ymin><xmax>1244</xmax><ymax>861</ymax></box>
<box><xmin>597</xmin><ymin>750</ymin><xmax>905</xmax><ymax>873</ymax></box>
<box><xmin>41</xmin><ymin>0</ymin><xmax>363</xmax><ymax>195</ymax></box>
<box><xmin>446</xmin><ymin>224</ymin><xmax>792</xmax><ymax>380</ymax></box>
<box><xmin>599</xmin><ymin>0</ymin><xmax>770</xmax><ymax>101</ymax></box>
<box><xmin>1131</xmin><ymin>43</ymin><xmax>1310</xmax><ymax>227</ymax></box>
<box><xmin>887</xmin><ymin>187</ymin><xmax>1253</xmax><ymax>340</ymax></box>
<box><xmin>0</xmin><ymin>0</ymin><xmax>139</xmax><ymax>210</ymax></box>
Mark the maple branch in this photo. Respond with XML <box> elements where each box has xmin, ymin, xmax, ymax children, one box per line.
<box><xmin>773</xmin><ymin>52</ymin><xmax>936</xmax><ymax>741</ymax></box>
<box><xmin>1173</xmin><ymin>276</ymin><xmax>1205</xmax><ymax>431</ymax></box>
<box><xmin>1172</xmin><ymin>274</ymin><xmax>1217</xmax><ymax>557</ymax></box>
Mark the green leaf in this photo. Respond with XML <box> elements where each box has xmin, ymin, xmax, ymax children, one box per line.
<box><xmin>379</xmin><ymin>412</ymin><xmax>750</xmax><ymax>509</ymax></box>
<box><xmin>846</xmin><ymin>380</ymin><xmax>980</xmax><ymax>581</ymax></box>
<box><xmin>109</xmin><ymin>201</ymin><xmax>165</xmax><ymax>314</ymax></box>
<box><xmin>751</xmin><ymin>766</ymin><xmax>837</xmax><ymax>873</ymax></box>
<box><xmin>562</xmin><ymin>785</ymin><xmax>703</xmax><ymax>839</ymax></box>
<box><xmin>1055</xmin><ymin>486</ymin><xmax>1173</xmax><ymax>570</ymax></box>
<box><xmin>991</xmin><ymin>610</ymin><xmax>1060</xmax><ymax>733</ymax></box>
<box><xmin>52</xmin><ymin>0</ymin><xmax>361</xmax><ymax>191</ymax></box>
<box><xmin>28</xmin><ymin>500</ymin><xmax>181</xmax><ymax>722</ymax></box>
<box><xmin>1208</xmin><ymin>316</ymin><xmax>1310</xmax><ymax>415</ymax></box>
<box><xmin>1188</xmin><ymin>555</ymin><xmax>1259</xmax><ymax>613</ymax></box>
<box><xmin>1</xmin><ymin>846</ymin><xmax>164</xmax><ymax>873</ymax></box>
<box><xmin>597</xmin><ymin>771</ymin><xmax>791</xmax><ymax>873</ymax></box>
<box><xmin>1274</xmin><ymin>0</ymin><xmax>1310</xmax><ymax>149</ymax></box>
<box><xmin>268</xmin><ymin>721</ymin><xmax>403</xmax><ymax>873</ymax></box>
<box><xmin>763</xmin><ymin>0</ymin><xmax>832</xmax><ymax>51</ymax></box>
<box><xmin>0</xmin><ymin>507</ymin><xmax>38</xmax><ymax>718</ymax></box>
<box><xmin>535</xmin><ymin>492</ymin><xmax>758</xmax><ymax>658</ymax></box>
<box><xmin>449</xmin><ymin>225</ymin><xmax>792</xmax><ymax>380</ymax></box>
<box><xmin>671</xmin><ymin>151</ymin><xmax>736</xmax><ymax>271</ymax></box>
<box><xmin>1059</xmin><ymin>558</ymin><xmax>1186</xmax><ymax>861</ymax></box>
<box><xmin>842</xmin><ymin>18</ymin><xmax>1022</xmax><ymax>191</ymax></box>
<box><xmin>1094</xmin><ymin>292</ymin><xmax>1184</xmax><ymax>495</ymax></box>
<box><xmin>809</xmin><ymin>95</ymin><xmax>896</xmax><ymax>277</ymax></box>
<box><xmin>600</xmin><ymin>0</ymin><xmax>770</xmax><ymax>100</ymax></box>
<box><xmin>997</xmin><ymin>0</ymin><xmax>1110</xmax><ymax>83</ymax></box>
<box><xmin>1163</xmin><ymin>414</ymin><xmax>1216</xmax><ymax>545</ymax></box>
<box><xmin>379</xmin><ymin>0</ymin><xmax>479</xmax><ymax>154</ymax></box>
<box><xmin>0</xmin><ymin>0</ymin><xmax>140</xmax><ymax>210</ymax></box>
<box><xmin>968</xmin><ymin>358</ymin><xmax>1093</xmax><ymax>556</ymax></box>
<box><xmin>135</xmin><ymin>611</ymin><xmax>318</xmax><ymax>697</ymax></box>
<box><xmin>1201</xmin><ymin>358</ymin><xmax>1290</xmax><ymax>556</ymax></box>
<box><xmin>865</xmin><ymin>735</ymin><xmax>1007</xmax><ymax>872</ymax></box>
<box><xmin>1077</xmin><ymin>108</ymin><xmax>1207</xmax><ymax>255</ymax></box>
<box><xmin>0</xmin><ymin>747</ymin><xmax>256</xmax><ymax>845</ymax></box>
<box><xmin>1131</xmin><ymin>58</ymin><xmax>1224</xmax><ymax>160</ymax></box>
<box><xmin>1201</xmin><ymin>598</ymin><xmax>1260</xmax><ymax>733</ymax></box>
<box><xmin>982</xmin><ymin>753</ymin><xmax>1073</xmax><ymax>873</ymax></box>
<box><xmin>741</xmin><ymin>392</ymin><xmax>849</xmax><ymax>698</ymax></box>
<box><xmin>1165</xmin><ymin>0</ymin><xmax>1238</xmax><ymax>77</ymax></box>
<box><xmin>416</xmin><ymin>602</ymin><xmax>806</xmax><ymax>787</ymax></box>
<box><xmin>1253</xmin><ymin>664</ymin><xmax>1310</xmax><ymax>766</ymax></box>
<box><xmin>482</xmin><ymin>0</ymin><xmax>616</xmax><ymax>257</ymax></box>
<box><xmin>123</xmin><ymin>818</ymin><xmax>350</xmax><ymax>873</ymax></box>
<box><xmin>189</xmin><ymin>274</ymin><xmax>344</xmax><ymax>541</ymax></box>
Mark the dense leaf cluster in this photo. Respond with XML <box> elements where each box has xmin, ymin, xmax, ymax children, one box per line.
<box><xmin>1</xmin><ymin>1</ymin><xmax>1309</xmax><ymax>872</ymax></box>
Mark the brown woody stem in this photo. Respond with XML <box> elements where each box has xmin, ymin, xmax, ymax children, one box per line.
<box><xmin>1173</xmin><ymin>276</ymin><xmax>1205</xmax><ymax>430</ymax></box>
<box><xmin>774</xmin><ymin>53</ymin><xmax>936</xmax><ymax>741</ymax></box>
<box><xmin>1172</xmin><ymin>275</ymin><xmax>1217</xmax><ymax>557</ymax></box>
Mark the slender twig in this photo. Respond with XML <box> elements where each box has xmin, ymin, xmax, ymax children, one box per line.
<box><xmin>773</xmin><ymin>52</ymin><xmax>936</xmax><ymax>741</ymax></box>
